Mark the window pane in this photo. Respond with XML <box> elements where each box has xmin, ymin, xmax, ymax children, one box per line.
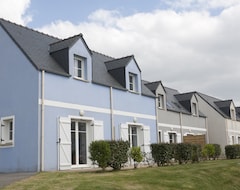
<box><xmin>79</xmin><ymin>131</ymin><xmax>86</xmax><ymax>164</ymax></box>
<box><xmin>78</xmin><ymin>122</ymin><xmax>86</xmax><ymax>132</ymax></box>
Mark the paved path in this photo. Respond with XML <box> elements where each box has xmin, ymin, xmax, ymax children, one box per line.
<box><xmin>0</xmin><ymin>172</ymin><xmax>36</xmax><ymax>188</ymax></box>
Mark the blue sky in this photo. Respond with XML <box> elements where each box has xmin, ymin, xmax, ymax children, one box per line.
<box><xmin>1</xmin><ymin>0</ymin><xmax>240</xmax><ymax>105</ymax></box>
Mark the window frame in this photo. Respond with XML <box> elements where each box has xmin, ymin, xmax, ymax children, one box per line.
<box><xmin>129</xmin><ymin>73</ymin><xmax>137</xmax><ymax>92</ymax></box>
<box><xmin>74</xmin><ymin>55</ymin><xmax>86</xmax><ymax>80</ymax></box>
<box><xmin>128</xmin><ymin>125</ymin><xmax>138</xmax><ymax>147</ymax></box>
<box><xmin>168</xmin><ymin>132</ymin><xmax>177</xmax><ymax>144</ymax></box>
<box><xmin>0</xmin><ymin>116</ymin><xmax>15</xmax><ymax>147</ymax></box>
<box><xmin>158</xmin><ymin>94</ymin><xmax>164</xmax><ymax>109</ymax></box>
<box><xmin>192</xmin><ymin>102</ymin><xmax>197</xmax><ymax>116</ymax></box>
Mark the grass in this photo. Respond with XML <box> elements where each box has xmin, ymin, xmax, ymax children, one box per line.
<box><xmin>2</xmin><ymin>159</ymin><xmax>240</xmax><ymax>190</ymax></box>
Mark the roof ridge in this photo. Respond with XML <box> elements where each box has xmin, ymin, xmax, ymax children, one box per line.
<box><xmin>105</xmin><ymin>54</ymin><xmax>134</xmax><ymax>63</ymax></box>
<box><xmin>50</xmin><ymin>34</ymin><xmax>82</xmax><ymax>46</ymax></box>
<box><xmin>0</xmin><ymin>18</ymin><xmax>60</xmax><ymax>41</ymax></box>
<box><xmin>91</xmin><ymin>50</ymin><xmax>115</xmax><ymax>59</ymax></box>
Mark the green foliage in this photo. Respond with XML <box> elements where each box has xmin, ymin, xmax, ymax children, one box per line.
<box><xmin>191</xmin><ymin>144</ymin><xmax>202</xmax><ymax>163</ymax></box>
<box><xmin>202</xmin><ymin>144</ymin><xmax>215</xmax><ymax>160</ymax></box>
<box><xmin>89</xmin><ymin>140</ymin><xmax>111</xmax><ymax>170</ymax></box>
<box><xmin>151</xmin><ymin>143</ymin><xmax>172</xmax><ymax>166</ymax></box>
<box><xmin>129</xmin><ymin>147</ymin><xmax>143</xmax><ymax>168</ymax></box>
<box><xmin>212</xmin><ymin>144</ymin><xmax>221</xmax><ymax>160</ymax></box>
<box><xmin>225</xmin><ymin>145</ymin><xmax>240</xmax><ymax>159</ymax></box>
<box><xmin>174</xmin><ymin>143</ymin><xmax>192</xmax><ymax>164</ymax></box>
<box><xmin>108</xmin><ymin>140</ymin><xmax>129</xmax><ymax>170</ymax></box>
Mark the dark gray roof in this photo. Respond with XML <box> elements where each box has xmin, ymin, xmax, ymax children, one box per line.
<box><xmin>92</xmin><ymin>51</ymin><xmax>155</xmax><ymax>97</ymax></box>
<box><xmin>49</xmin><ymin>34</ymin><xmax>82</xmax><ymax>53</ymax></box>
<box><xmin>164</xmin><ymin>87</ymin><xmax>192</xmax><ymax>114</ymax></box>
<box><xmin>196</xmin><ymin>92</ymin><xmax>233</xmax><ymax>119</ymax></box>
<box><xmin>105</xmin><ymin>56</ymin><xmax>133</xmax><ymax>70</ymax></box>
<box><xmin>0</xmin><ymin>18</ymin><xmax>69</xmax><ymax>76</ymax></box>
<box><xmin>141</xmin><ymin>81</ymin><xmax>157</xmax><ymax>97</ymax></box>
<box><xmin>144</xmin><ymin>81</ymin><xmax>163</xmax><ymax>93</ymax></box>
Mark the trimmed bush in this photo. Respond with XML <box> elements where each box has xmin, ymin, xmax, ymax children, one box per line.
<box><xmin>191</xmin><ymin>144</ymin><xmax>202</xmax><ymax>163</ymax></box>
<box><xmin>175</xmin><ymin>143</ymin><xmax>192</xmax><ymax>164</ymax></box>
<box><xmin>213</xmin><ymin>144</ymin><xmax>221</xmax><ymax>160</ymax></box>
<box><xmin>108</xmin><ymin>140</ymin><xmax>129</xmax><ymax>170</ymax></box>
<box><xmin>89</xmin><ymin>140</ymin><xmax>111</xmax><ymax>170</ymax></box>
<box><xmin>225</xmin><ymin>145</ymin><xmax>240</xmax><ymax>159</ymax></box>
<box><xmin>129</xmin><ymin>146</ymin><xmax>143</xmax><ymax>168</ymax></box>
<box><xmin>151</xmin><ymin>143</ymin><xmax>172</xmax><ymax>166</ymax></box>
<box><xmin>202</xmin><ymin>144</ymin><xmax>215</xmax><ymax>160</ymax></box>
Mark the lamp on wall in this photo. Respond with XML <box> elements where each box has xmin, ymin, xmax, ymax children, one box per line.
<box><xmin>133</xmin><ymin>117</ymin><xmax>137</xmax><ymax>123</ymax></box>
<box><xmin>79</xmin><ymin>110</ymin><xmax>85</xmax><ymax>116</ymax></box>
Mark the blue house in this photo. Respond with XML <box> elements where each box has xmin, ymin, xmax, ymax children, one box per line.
<box><xmin>0</xmin><ymin>18</ymin><xmax>157</xmax><ymax>172</ymax></box>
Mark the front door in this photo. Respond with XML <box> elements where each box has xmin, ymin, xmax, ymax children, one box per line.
<box><xmin>71</xmin><ymin>121</ymin><xmax>87</xmax><ymax>165</ymax></box>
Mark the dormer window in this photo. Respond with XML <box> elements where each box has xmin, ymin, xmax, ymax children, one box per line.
<box><xmin>74</xmin><ymin>55</ymin><xmax>85</xmax><ymax>80</ymax></box>
<box><xmin>231</xmin><ymin>109</ymin><xmax>236</xmax><ymax>120</ymax></box>
<box><xmin>158</xmin><ymin>94</ymin><xmax>165</xmax><ymax>109</ymax></box>
<box><xmin>129</xmin><ymin>73</ymin><xmax>137</xmax><ymax>92</ymax></box>
<box><xmin>192</xmin><ymin>102</ymin><xmax>197</xmax><ymax>116</ymax></box>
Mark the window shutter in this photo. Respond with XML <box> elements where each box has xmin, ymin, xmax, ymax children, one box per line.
<box><xmin>58</xmin><ymin>117</ymin><xmax>71</xmax><ymax>170</ymax></box>
<box><xmin>164</xmin><ymin>132</ymin><xmax>169</xmax><ymax>143</ymax></box>
<box><xmin>93</xmin><ymin>120</ymin><xmax>104</xmax><ymax>141</ymax></box>
<box><xmin>177</xmin><ymin>133</ymin><xmax>182</xmax><ymax>143</ymax></box>
<box><xmin>120</xmin><ymin>124</ymin><xmax>129</xmax><ymax>141</ymax></box>
<box><xmin>142</xmin><ymin>126</ymin><xmax>151</xmax><ymax>153</ymax></box>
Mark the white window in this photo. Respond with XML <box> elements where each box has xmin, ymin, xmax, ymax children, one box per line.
<box><xmin>129</xmin><ymin>73</ymin><xmax>137</xmax><ymax>92</ymax></box>
<box><xmin>0</xmin><ymin>116</ymin><xmax>14</xmax><ymax>147</ymax></box>
<box><xmin>192</xmin><ymin>103</ymin><xmax>197</xmax><ymax>115</ymax></box>
<box><xmin>231</xmin><ymin>109</ymin><xmax>236</xmax><ymax>120</ymax></box>
<box><xmin>238</xmin><ymin>136</ymin><xmax>240</xmax><ymax>144</ymax></box>
<box><xmin>169</xmin><ymin>132</ymin><xmax>177</xmax><ymax>144</ymax></box>
<box><xmin>158</xmin><ymin>94</ymin><xmax>164</xmax><ymax>109</ymax></box>
<box><xmin>232</xmin><ymin>136</ymin><xmax>235</xmax><ymax>145</ymax></box>
<box><xmin>158</xmin><ymin>131</ymin><xmax>162</xmax><ymax>143</ymax></box>
<box><xmin>74</xmin><ymin>56</ymin><xmax>85</xmax><ymax>79</ymax></box>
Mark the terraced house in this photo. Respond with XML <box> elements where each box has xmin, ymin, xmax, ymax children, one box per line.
<box><xmin>0</xmin><ymin>18</ymin><xmax>157</xmax><ymax>172</ymax></box>
<box><xmin>144</xmin><ymin>81</ymin><xmax>208</xmax><ymax>146</ymax></box>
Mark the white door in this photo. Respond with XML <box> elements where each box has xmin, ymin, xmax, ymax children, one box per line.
<box><xmin>59</xmin><ymin>117</ymin><xmax>71</xmax><ymax>170</ymax></box>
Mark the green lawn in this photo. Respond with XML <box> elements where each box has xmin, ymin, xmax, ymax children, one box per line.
<box><xmin>2</xmin><ymin>159</ymin><xmax>240</xmax><ymax>190</ymax></box>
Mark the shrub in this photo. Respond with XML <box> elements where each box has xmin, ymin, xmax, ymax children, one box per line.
<box><xmin>225</xmin><ymin>145</ymin><xmax>240</xmax><ymax>159</ymax></box>
<box><xmin>213</xmin><ymin>144</ymin><xmax>221</xmax><ymax>160</ymax></box>
<box><xmin>151</xmin><ymin>143</ymin><xmax>172</xmax><ymax>166</ymax></box>
<box><xmin>89</xmin><ymin>140</ymin><xmax>111</xmax><ymax>170</ymax></box>
<box><xmin>202</xmin><ymin>144</ymin><xmax>215</xmax><ymax>160</ymax></box>
<box><xmin>175</xmin><ymin>143</ymin><xmax>192</xmax><ymax>164</ymax></box>
<box><xmin>108</xmin><ymin>140</ymin><xmax>129</xmax><ymax>170</ymax></box>
<box><xmin>129</xmin><ymin>146</ymin><xmax>143</xmax><ymax>168</ymax></box>
<box><xmin>191</xmin><ymin>144</ymin><xmax>202</xmax><ymax>163</ymax></box>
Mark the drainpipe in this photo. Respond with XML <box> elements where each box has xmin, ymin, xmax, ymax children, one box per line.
<box><xmin>179</xmin><ymin>112</ymin><xmax>183</xmax><ymax>142</ymax></box>
<box><xmin>40</xmin><ymin>70</ymin><xmax>45</xmax><ymax>171</ymax></box>
<box><xmin>205</xmin><ymin>117</ymin><xmax>209</xmax><ymax>144</ymax></box>
<box><xmin>155</xmin><ymin>96</ymin><xmax>159</xmax><ymax>143</ymax></box>
<box><xmin>110</xmin><ymin>87</ymin><xmax>115</xmax><ymax>140</ymax></box>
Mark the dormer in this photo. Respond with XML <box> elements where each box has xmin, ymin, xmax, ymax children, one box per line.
<box><xmin>214</xmin><ymin>100</ymin><xmax>236</xmax><ymax>120</ymax></box>
<box><xmin>175</xmin><ymin>92</ymin><xmax>199</xmax><ymax>116</ymax></box>
<box><xmin>145</xmin><ymin>81</ymin><xmax>166</xmax><ymax>110</ymax></box>
<box><xmin>49</xmin><ymin>34</ymin><xmax>92</xmax><ymax>81</ymax></box>
<box><xmin>105</xmin><ymin>55</ymin><xmax>141</xmax><ymax>93</ymax></box>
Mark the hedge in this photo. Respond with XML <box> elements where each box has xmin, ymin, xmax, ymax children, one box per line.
<box><xmin>225</xmin><ymin>145</ymin><xmax>240</xmax><ymax>159</ymax></box>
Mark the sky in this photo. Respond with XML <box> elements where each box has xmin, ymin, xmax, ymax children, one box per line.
<box><xmin>1</xmin><ymin>0</ymin><xmax>240</xmax><ymax>105</ymax></box>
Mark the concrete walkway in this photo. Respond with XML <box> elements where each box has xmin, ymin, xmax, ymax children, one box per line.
<box><xmin>0</xmin><ymin>172</ymin><xmax>36</xmax><ymax>188</ymax></box>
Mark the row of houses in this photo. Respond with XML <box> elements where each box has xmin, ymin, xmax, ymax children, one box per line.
<box><xmin>0</xmin><ymin>18</ymin><xmax>240</xmax><ymax>172</ymax></box>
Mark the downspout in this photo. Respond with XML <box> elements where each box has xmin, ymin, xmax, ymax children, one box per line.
<box><xmin>110</xmin><ymin>87</ymin><xmax>115</xmax><ymax>140</ymax></box>
<box><xmin>179</xmin><ymin>112</ymin><xmax>183</xmax><ymax>142</ymax></box>
<box><xmin>155</xmin><ymin>96</ymin><xmax>159</xmax><ymax>143</ymax></box>
<box><xmin>205</xmin><ymin>117</ymin><xmax>209</xmax><ymax>144</ymax></box>
<box><xmin>40</xmin><ymin>70</ymin><xmax>45</xmax><ymax>171</ymax></box>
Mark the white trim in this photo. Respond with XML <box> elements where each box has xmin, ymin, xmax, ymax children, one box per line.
<box><xmin>228</xmin><ymin>129</ymin><xmax>240</xmax><ymax>133</ymax></box>
<box><xmin>39</xmin><ymin>99</ymin><xmax>156</xmax><ymax>120</ymax></box>
<box><xmin>0</xmin><ymin>115</ymin><xmax>15</xmax><ymax>148</ymax></box>
<box><xmin>158</xmin><ymin>122</ymin><xmax>207</xmax><ymax>132</ymax></box>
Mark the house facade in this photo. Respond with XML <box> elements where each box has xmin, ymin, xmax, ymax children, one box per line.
<box><xmin>193</xmin><ymin>92</ymin><xmax>240</xmax><ymax>154</ymax></box>
<box><xmin>145</xmin><ymin>81</ymin><xmax>208</xmax><ymax>146</ymax></box>
<box><xmin>0</xmin><ymin>19</ymin><xmax>157</xmax><ymax>172</ymax></box>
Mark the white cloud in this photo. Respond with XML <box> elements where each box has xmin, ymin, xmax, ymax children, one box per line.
<box><xmin>38</xmin><ymin>5</ymin><xmax>240</xmax><ymax>105</ymax></box>
<box><xmin>0</xmin><ymin>0</ymin><xmax>32</xmax><ymax>25</ymax></box>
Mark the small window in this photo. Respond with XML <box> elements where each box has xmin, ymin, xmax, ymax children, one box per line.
<box><xmin>158</xmin><ymin>94</ymin><xmax>164</xmax><ymax>109</ymax></box>
<box><xmin>158</xmin><ymin>131</ymin><xmax>162</xmax><ymax>143</ymax></box>
<box><xmin>129</xmin><ymin>125</ymin><xmax>138</xmax><ymax>147</ymax></box>
<box><xmin>169</xmin><ymin>132</ymin><xmax>177</xmax><ymax>144</ymax></box>
<box><xmin>129</xmin><ymin>73</ymin><xmax>137</xmax><ymax>92</ymax></box>
<box><xmin>238</xmin><ymin>137</ymin><xmax>240</xmax><ymax>144</ymax></box>
<box><xmin>74</xmin><ymin>56</ymin><xmax>85</xmax><ymax>80</ymax></box>
<box><xmin>0</xmin><ymin>116</ymin><xmax>15</xmax><ymax>147</ymax></box>
<box><xmin>192</xmin><ymin>103</ymin><xmax>197</xmax><ymax>115</ymax></box>
<box><xmin>232</xmin><ymin>136</ymin><xmax>235</xmax><ymax>145</ymax></box>
<box><xmin>231</xmin><ymin>109</ymin><xmax>236</xmax><ymax>120</ymax></box>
